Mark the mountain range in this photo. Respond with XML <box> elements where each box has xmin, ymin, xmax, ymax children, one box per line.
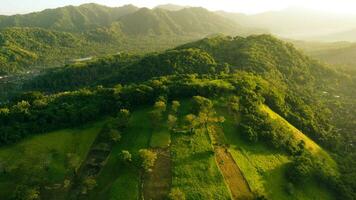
<box><xmin>0</xmin><ymin>3</ymin><xmax>262</xmax><ymax>75</ymax></box>
<box><xmin>217</xmin><ymin>7</ymin><xmax>356</xmax><ymax>41</ymax></box>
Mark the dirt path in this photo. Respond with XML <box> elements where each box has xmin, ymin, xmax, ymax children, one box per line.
<box><xmin>215</xmin><ymin>146</ymin><xmax>253</xmax><ymax>200</ymax></box>
<box><xmin>67</xmin><ymin>130</ymin><xmax>114</xmax><ymax>200</ymax></box>
<box><xmin>143</xmin><ymin>148</ymin><xmax>172</xmax><ymax>200</ymax></box>
<box><xmin>208</xmin><ymin>125</ymin><xmax>253</xmax><ymax>200</ymax></box>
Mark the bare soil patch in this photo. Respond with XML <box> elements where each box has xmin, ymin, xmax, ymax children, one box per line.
<box><xmin>215</xmin><ymin>146</ymin><xmax>254</xmax><ymax>200</ymax></box>
<box><xmin>143</xmin><ymin>148</ymin><xmax>172</xmax><ymax>200</ymax></box>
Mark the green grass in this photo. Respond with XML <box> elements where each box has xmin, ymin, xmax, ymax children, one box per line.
<box><xmin>0</xmin><ymin>120</ymin><xmax>104</xmax><ymax>198</ymax></box>
<box><xmin>171</xmin><ymin>129</ymin><xmax>231</xmax><ymax>200</ymax></box>
<box><xmin>150</xmin><ymin>129</ymin><xmax>171</xmax><ymax>148</ymax></box>
<box><xmin>217</xmin><ymin>102</ymin><xmax>337</xmax><ymax>200</ymax></box>
<box><xmin>90</xmin><ymin>107</ymin><xmax>154</xmax><ymax>200</ymax></box>
<box><xmin>261</xmin><ymin>105</ymin><xmax>337</xmax><ymax>169</ymax></box>
<box><xmin>170</xmin><ymin>100</ymin><xmax>231</xmax><ymax>200</ymax></box>
<box><xmin>94</xmin><ymin>100</ymin><xmax>231</xmax><ymax>200</ymax></box>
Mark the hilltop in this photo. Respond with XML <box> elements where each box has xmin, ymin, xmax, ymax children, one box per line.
<box><xmin>155</xmin><ymin>4</ymin><xmax>190</xmax><ymax>11</ymax></box>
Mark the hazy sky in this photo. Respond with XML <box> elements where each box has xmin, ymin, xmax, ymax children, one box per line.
<box><xmin>0</xmin><ymin>0</ymin><xmax>355</xmax><ymax>15</ymax></box>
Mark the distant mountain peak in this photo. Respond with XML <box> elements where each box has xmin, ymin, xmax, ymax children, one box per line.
<box><xmin>155</xmin><ymin>4</ymin><xmax>190</xmax><ymax>11</ymax></box>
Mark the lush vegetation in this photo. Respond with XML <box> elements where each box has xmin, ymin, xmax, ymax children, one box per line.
<box><xmin>0</xmin><ymin>33</ymin><xmax>355</xmax><ymax>199</ymax></box>
<box><xmin>295</xmin><ymin>40</ymin><xmax>356</xmax><ymax>70</ymax></box>
<box><xmin>0</xmin><ymin>3</ymin><xmax>261</xmax><ymax>75</ymax></box>
<box><xmin>0</xmin><ymin>27</ymin><xmax>195</xmax><ymax>75</ymax></box>
<box><xmin>0</xmin><ymin>120</ymin><xmax>104</xmax><ymax>199</ymax></box>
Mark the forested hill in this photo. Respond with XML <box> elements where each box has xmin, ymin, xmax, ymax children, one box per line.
<box><xmin>176</xmin><ymin>35</ymin><xmax>340</xmax><ymax>88</ymax></box>
<box><xmin>1</xmin><ymin>34</ymin><xmax>355</xmax><ymax>199</ymax></box>
<box><xmin>25</xmin><ymin>34</ymin><xmax>354</xmax><ymax>151</ymax></box>
<box><xmin>27</xmin><ymin>34</ymin><xmax>345</xmax><ymax>95</ymax></box>
<box><xmin>0</xmin><ymin>4</ymin><xmax>245</xmax><ymax>35</ymax></box>
<box><xmin>118</xmin><ymin>7</ymin><xmax>245</xmax><ymax>36</ymax></box>
<box><xmin>0</xmin><ymin>3</ymin><xmax>139</xmax><ymax>32</ymax></box>
<box><xmin>0</xmin><ymin>4</ymin><xmax>261</xmax><ymax>75</ymax></box>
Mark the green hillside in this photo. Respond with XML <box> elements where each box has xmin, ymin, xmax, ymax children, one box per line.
<box><xmin>216</xmin><ymin>100</ymin><xmax>337</xmax><ymax>200</ymax></box>
<box><xmin>291</xmin><ymin>40</ymin><xmax>356</xmax><ymax>69</ymax></box>
<box><xmin>0</xmin><ymin>26</ymin><xmax>194</xmax><ymax>75</ymax></box>
<box><xmin>0</xmin><ymin>4</ymin><xmax>138</xmax><ymax>32</ymax></box>
<box><xmin>25</xmin><ymin>35</ymin><xmax>347</xmax><ymax>149</ymax></box>
<box><xmin>0</xmin><ymin>96</ymin><xmax>337</xmax><ymax>199</ymax></box>
<box><xmin>310</xmin><ymin>44</ymin><xmax>356</xmax><ymax>69</ymax></box>
<box><xmin>0</xmin><ymin>34</ymin><xmax>355</xmax><ymax>199</ymax></box>
<box><xmin>0</xmin><ymin>120</ymin><xmax>104</xmax><ymax>198</ymax></box>
<box><xmin>26</xmin><ymin>34</ymin><xmax>335</xmax><ymax>92</ymax></box>
<box><xmin>0</xmin><ymin>4</ymin><xmax>262</xmax><ymax>75</ymax></box>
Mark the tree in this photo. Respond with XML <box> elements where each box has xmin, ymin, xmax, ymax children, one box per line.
<box><xmin>117</xmin><ymin>109</ymin><xmax>130</xmax><ymax>129</ymax></box>
<box><xmin>192</xmin><ymin>96</ymin><xmax>225</xmax><ymax>131</ymax></box>
<box><xmin>167</xmin><ymin>114</ymin><xmax>178</xmax><ymax>130</ymax></box>
<box><xmin>192</xmin><ymin>96</ymin><xmax>213</xmax><ymax>114</ymax></box>
<box><xmin>138</xmin><ymin>149</ymin><xmax>157</xmax><ymax>172</ymax></box>
<box><xmin>119</xmin><ymin>150</ymin><xmax>132</xmax><ymax>163</ymax></box>
<box><xmin>196</xmin><ymin>110</ymin><xmax>225</xmax><ymax>130</ymax></box>
<box><xmin>150</xmin><ymin>100</ymin><xmax>167</xmax><ymax>125</ymax></box>
<box><xmin>108</xmin><ymin>129</ymin><xmax>121</xmax><ymax>143</ymax></box>
<box><xmin>154</xmin><ymin>100</ymin><xmax>167</xmax><ymax>112</ymax></box>
<box><xmin>12</xmin><ymin>101</ymin><xmax>31</xmax><ymax>115</ymax></box>
<box><xmin>168</xmin><ymin>188</ymin><xmax>185</xmax><ymax>200</ymax></box>
<box><xmin>228</xmin><ymin>96</ymin><xmax>240</xmax><ymax>113</ymax></box>
<box><xmin>171</xmin><ymin>100</ymin><xmax>180</xmax><ymax>114</ymax></box>
<box><xmin>11</xmin><ymin>185</ymin><xmax>40</xmax><ymax>200</ymax></box>
<box><xmin>287</xmin><ymin>152</ymin><xmax>315</xmax><ymax>183</ymax></box>
<box><xmin>66</xmin><ymin>153</ymin><xmax>80</xmax><ymax>175</ymax></box>
<box><xmin>184</xmin><ymin>114</ymin><xmax>198</xmax><ymax>133</ymax></box>
<box><xmin>82</xmin><ymin>177</ymin><xmax>97</xmax><ymax>194</ymax></box>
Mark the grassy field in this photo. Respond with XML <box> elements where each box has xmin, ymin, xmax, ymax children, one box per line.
<box><xmin>150</xmin><ymin>128</ymin><xmax>171</xmax><ymax>148</ymax></box>
<box><xmin>92</xmin><ymin>100</ymin><xmax>233</xmax><ymax>200</ymax></box>
<box><xmin>0</xmin><ymin>120</ymin><xmax>105</xmax><ymax>198</ymax></box>
<box><xmin>90</xmin><ymin>107</ymin><xmax>154</xmax><ymax>200</ymax></box>
<box><xmin>171</xmin><ymin>128</ymin><xmax>231</xmax><ymax>199</ymax></box>
<box><xmin>261</xmin><ymin>105</ymin><xmax>337</xmax><ymax>168</ymax></box>
<box><xmin>218</xmin><ymin>102</ymin><xmax>337</xmax><ymax>200</ymax></box>
<box><xmin>170</xmin><ymin>100</ymin><xmax>231</xmax><ymax>200</ymax></box>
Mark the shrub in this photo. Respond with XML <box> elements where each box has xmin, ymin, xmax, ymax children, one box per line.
<box><xmin>171</xmin><ymin>100</ymin><xmax>180</xmax><ymax>114</ymax></box>
<box><xmin>117</xmin><ymin>109</ymin><xmax>130</xmax><ymax>129</ymax></box>
<box><xmin>138</xmin><ymin>149</ymin><xmax>157</xmax><ymax>172</ymax></box>
<box><xmin>119</xmin><ymin>150</ymin><xmax>132</xmax><ymax>163</ymax></box>
<box><xmin>287</xmin><ymin>152</ymin><xmax>314</xmax><ymax>183</ymax></box>
<box><xmin>12</xmin><ymin>185</ymin><xmax>40</xmax><ymax>200</ymax></box>
<box><xmin>168</xmin><ymin>188</ymin><xmax>185</xmax><ymax>200</ymax></box>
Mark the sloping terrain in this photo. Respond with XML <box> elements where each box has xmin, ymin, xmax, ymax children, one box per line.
<box><xmin>0</xmin><ymin>3</ymin><xmax>262</xmax><ymax>75</ymax></box>
<box><xmin>142</xmin><ymin>148</ymin><xmax>172</xmax><ymax>200</ymax></box>
<box><xmin>0</xmin><ymin>120</ymin><xmax>105</xmax><ymax>199</ymax></box>
<box><xmin>0</xmin><ymin>93</ymin><xmax>341</xmax><ymax>200</ymax></box>
<box><xmin>216</xmin><ymin>101</ymin><xmax>337</xmax><ymax>200</ymax></box>
<box><xmin>261</xmin><ymin>105</ymin><xmax>336</xmax><ymax>168</ymax></box>
<box><xmin>215</xmin><ymin>146</ymin><xmax>253</xmax><ymax>200</ymax></box>
<box><xmin>217</xmin><ymin>7</ymin><xmax>356</xmax><ymax>41</ymax></box>
<box><xmin>0</xmin><ymin>34</ymin><xmax>354</xmax><ymax>199</ymax></box>
<box><xmin>0</xmin><ymin>4</ymin><xmax>139</xmax><ymax>32</ymax></box>
<box><xmin>311</xmin><ymin>44</ymin><xmax>356</xmax><ymax>69</ymax></box>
